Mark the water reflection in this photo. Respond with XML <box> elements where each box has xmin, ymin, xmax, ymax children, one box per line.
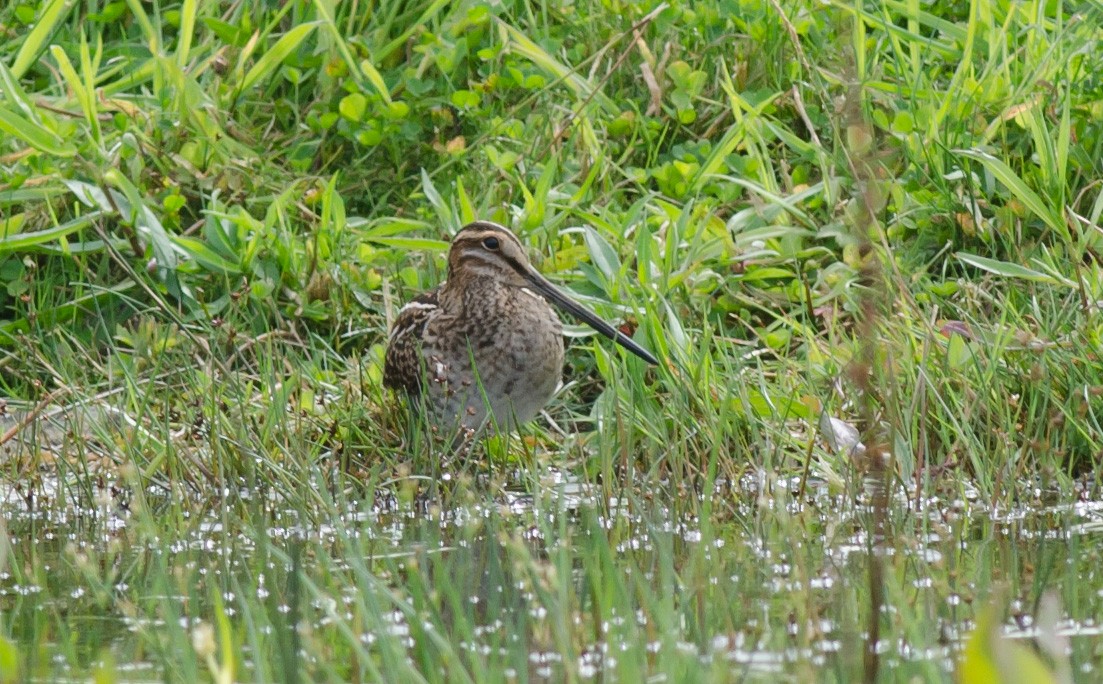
<box><xmin>0</xmin><ymin>467</ymin><xmax>1099</xmax><ymax>680</ymax></box>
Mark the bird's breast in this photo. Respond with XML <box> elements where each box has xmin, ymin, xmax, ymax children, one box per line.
<box><xmin>416</xmin><ymin>283</ymin><xmax>566</xmax><ymax>430</ymax></box>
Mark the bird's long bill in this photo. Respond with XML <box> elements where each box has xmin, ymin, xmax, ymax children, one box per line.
<box><xmin>524</xmin><ymin>269</ymin><xmax>659</xmax><ymax>366</ymax></box>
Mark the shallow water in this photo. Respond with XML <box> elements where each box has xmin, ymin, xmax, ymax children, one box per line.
<box><xmin>1</xmin><ymin>465</ymin><xmax>1101</xmax><ymax>681</ymax></box>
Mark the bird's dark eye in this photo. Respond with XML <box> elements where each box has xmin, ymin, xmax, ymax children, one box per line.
<box><xmin>482</xmin><ymin>237</ymin><xmax>500</xmax><ymax>250</ymax></box>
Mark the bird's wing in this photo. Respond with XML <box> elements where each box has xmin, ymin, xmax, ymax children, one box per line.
<box><xmin>383</xmin><ymin>287</ymin><xmax>442</xmax><ymax>394</ymax></box>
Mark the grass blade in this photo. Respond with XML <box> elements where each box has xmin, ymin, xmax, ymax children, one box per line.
<box><xmin>954</xmin><ymin>148</ymin><xmax>1070</xmax><ymax>243</ymax></box>
<box><xmin>955</xmin><ymin>252</ymin><xmax>1071</xmax><ymax>287</ymax></box>
<box><xmin>0</xmin><ymin>211</ymin><xmax>106</xmax><ymax>252</ymax></box>
<box><xmin>498</xmin><ymin>20</ymin><xmax>616</xmax><ymax>114</ymax></box>
<box><xmin>175</xmin><ymin>0</ymin><xmax>199</xmax><ymax>68</ymax></box>
<box><xmin>10</xmin><ymin>0</ymin><xmax>72</xmax><ymax>79</ymax></box>
<box><xmin>239</xmin><ymin>22</ymin><xmax>318</xmax><ymax>94</ymax></box>
<box><xmin>0</xmin><ymin>106</ymin><xmax>76</xmax><ymax>156</ymax></box>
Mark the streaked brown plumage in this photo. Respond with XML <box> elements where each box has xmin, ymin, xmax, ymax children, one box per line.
<box><xmin>383</xmin><ymin>221</ymin><xmax>657</xmax><ymax>435</ymax></box>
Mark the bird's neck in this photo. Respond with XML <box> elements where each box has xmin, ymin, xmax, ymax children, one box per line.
<box><xmin>441</xmin><ymin>275</ymin><xmax>512</xmax><ymax>313</ymax></box>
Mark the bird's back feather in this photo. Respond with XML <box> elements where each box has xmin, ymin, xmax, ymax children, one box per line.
<box><xmin>383</xmin><ymin>287</ymin><xmax>441</xmax><ymax>394</ymax></box>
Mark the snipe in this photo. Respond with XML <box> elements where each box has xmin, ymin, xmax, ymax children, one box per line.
<box><xmin>384</xmin><ymin>221</ymin><xmax>658</xmax><ymax>436</ymax></box>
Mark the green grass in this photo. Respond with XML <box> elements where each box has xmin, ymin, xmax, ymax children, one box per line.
<box><xmin>1</xmin><ymin>0</ymin><xmax>1102</xmax><ymax>681</ymax></box>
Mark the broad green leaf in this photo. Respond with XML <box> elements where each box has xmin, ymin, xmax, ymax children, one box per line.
<box><xmin>450</xmin><ymin>89</ymin><xmax>480</xmax><ymax>109</ymax></box>
<box><xmin>581</xmin><ymin>226</ymin><xmax>621</xmax><ymax>283</ymax></box>
<box><xmin>62</xmin><ymin>179</ymin><xmax>115</xmax><ymax>211</ymax></box>
<box><xmin>173</xmin><ymin>236</ymin><xmax>243</xmax><ymax>275</ymax></box>
<box><xmin>338</xmin><ymin>93</ymin><xmax>367</xmax><ymax>122</ymax></box>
